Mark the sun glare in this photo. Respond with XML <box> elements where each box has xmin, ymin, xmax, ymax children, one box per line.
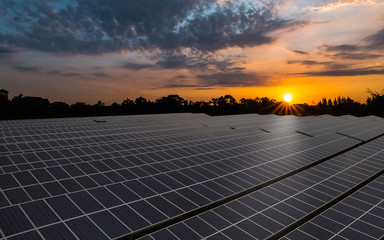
<box><xmin>283</xmin><ymin>93</ymin><xmax>293</xmax><ymax>103</ymax></box>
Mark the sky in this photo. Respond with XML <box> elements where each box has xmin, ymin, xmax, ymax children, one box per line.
<box><xmin>1</xmin><ymin>0</ymin><xmax>384</xmax><ymax>104</ymax></box>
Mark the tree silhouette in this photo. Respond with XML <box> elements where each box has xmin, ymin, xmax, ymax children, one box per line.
<box><xmin>366</xmin><ymin>89</ymin><xmax>384</xmax><ymax>117</ymax></box>
<box><xmin>0</xmin><ymin>88</ymin><xmax>383</xmax><ymax>119</ymax></box>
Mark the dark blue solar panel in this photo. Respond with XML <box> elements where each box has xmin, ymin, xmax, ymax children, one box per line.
<box><xmin>68</xmin><ymin>191</ymin><xmax>104</xmax><ymax>214</ymax></box>
<box><xmin>106</xmin><ymin>183</ymin><xmax>140</xmax><ymax>203</ymax></box>
<box><xmin>8</xmin><ymin>154</ymin><xmax>27</xmax><ymax>164</ymax></box>
<box><xmin>184</xmin><ymin>216</ymin><xmax>217</xmax><ymax>238</ymax></box>
<box><xmin>46</xmin><ymin>195</ymin><xmax>83</xmax><ymax>220</ymax></box>
<box><xmin>75</xmin><ymin>176</ymin><xmax>98</xmax><ymax>188</ymax></box>
<box><xmin>39</xmin><ymin>223</ymin><xmax>77</xmax><ymax>240</ymax></box>
<box><xmin>60</xmin><ymin>179</ymin><xmax>83</xmax><ymax>192</ymax></box>
<box><xmin>89</xmin><ymin>211</ymin><xmax>131</xmax><ymax>239</ymax></box>
<box><xmin>30</xmin><ymin>169</ymin><xmax>54</xmax><ymax>182</ymax></box>
<box><xmin>22</xmin><ymin>153</ymin><xmax>39</xmax><ymax>162</ymax></box>
<box><xmin>0</xmin><ymin>145</ymin><xmax>9</xmax><ymax>154</ymax></box>
<box><xmin>0</xmin><ymin>192</ymin><xmax>10</xmax><ymax>208</ymax></box>
<box><xmin>88</xmin><ymin>187</ymin><xmax>123</xmax><ymax>208</ymax></box>
<box><xmin>110</xmin><ymin>205</ymin><xmax>150</xmax><ymax>231</ymax></box>
<box><xmin>8</xmin><ymin>230</ymin><xmax>42</xmax><ymax>240</ymax></box>
<box><xmin>0</xmin><ymin>174</ymin><xmax>19</xmax><ymax>189</ymax></box>
<box><xmin>222</xmin><ymin>226</ymin><xmax>254</xmax><ymax>239</ymax></box>
<box><xmin>0</xmin><ymin>156</ymin><xmax>13</xmax><ymax>166</ymax></box>
<box><xmin>62</xmin><ymin>164</ymin><xmax>84</xmax><ymax>177</ymax></box>
<box><xmin>176</xmin><ymin>188</ymin><xmax>211</xmax><ymax>207</ymax></box>
<box><xmin>238</xmin><ymin>219</ymin><xmax>272</xmax><ymax>239</ymax></box>
<box><xmin>140</xmin><ymin>176</ymin><xmax>171</xmax><ymax>194</ymax></box>
<box><xmin>190</xmin><ymin>184</ymin><xmax>222</xmax><ymax>202</ymax></box>
<box><xmin>162</xmin><ymin>191</ymin><xmax>198</xmax><ymax>212</ymax></box>
<box><xmin>4</xmin><ymin>188</ymin><xmax>31</xmax><ymax>204</ymax></box>
<box><xmin>168</xmin><ymin>222</ymin><xmax>202</xmax><ymax>239</ymax></box>
<box><xmin>214</xmin><ymin>206</ymin><xmax>244</xmax><ymax>224</ymax></box>
<box><xmin>147</xmin><ymin>196</ymin><xmax>184</xmax><ymax>218</ymax></box>
<box><xmin>66</xmin><ymin>216</ymin><xmax>109</xmax><ymax>240</ymax></box>
<box><xmin>116</xmin><ymin>169</ymin><xmax>136</xmax><ymax>180</ymax></box>
<box><xmin>154</xmin><ymin>173</ymin><xmax>184</xmax><ymax>189</ymax></box>
<box><xmin>124</xmin><ymin>180</ymin><xmax>156</xmax><ymax>198</ymax></box>
<box><xmin>90</xmin><ymin>173</ymin><xmax>112</xmax><ymax>185</ymax></box>
<box><xmin>43</xmin><ymin>182</ymin><xmax>68</xmax><ymax>196</ymax></box>
<box><xmin>2</xmin><ymin>114</ymin><xmax>384</xmax><ymax>240</ymax></box>
<box><xmin>24</xmin><ymin>184</ymin><xmax>50</xmax><ymax>200</ymax></box>
<box><xmin>200</xmin><ymin>211</ymin><xmax>231</xmax><ymax>230</ymax></box>
<box><xmin>103</xmin><ymin>171</ymin><xmax>125</xmax><ymax>182</ymax></box>
<box><xmin>21</xmin><ymin>200</ymin><xmax>60</xmax><ymax>227</ymax></box>
<box><xmin>129</xmin><ymin>200</ymin><xmax>168</xmax><ymax>224</ymax></box>
<box><xmin>0</xmin><ymin>206</ymin><xmax>33</xmax><ymax>236</ymax></box>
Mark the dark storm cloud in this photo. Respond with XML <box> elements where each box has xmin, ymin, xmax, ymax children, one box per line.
<box><xmin>155</xmin><ymin>52</ymin><xmax>241</xmax><ymax>72</ymax></box>
<box><xmin>0</xmin><ymin>47</ymin><xmax>16</xmax><ymax>54</ymax></box>
<box><xmin>289</xmin><ymin>49</ymin><xmax>308</xmax><ymax>55</ymax></box>
<box><xmin>321</xmin><ymin>43</ymin><xmax>382</xmax><ymax>60</ymax></box>
<box><xmin>122</xmin><ymin>62</ymin><xmax>154</xmax><ymax>71</ymax></box>
<box><xmin>121</xmin><ymin>51</ymin><xmax>244</xmax><ymax>72</ymax></box>
<box><xmin>47</xmin><ymin>69</ymin><xmax>108</xmax><ymax>78</ymax></box>
<box><xmin>13</xmin><ymin>66</ymin><xmax>40</xmax><ymax>73</ymax></box>
<box><xmin>0</xmin><ymin>0</ymin><xmax>284</xmax><ymax>54</ymax></box>
<box><xmin>324</xmin><ymin>44</ymin><xmax>360</xmax><ymax>52</ymax></box>
<box><xmin>287</xmin><ymin>60</ymin><xmax>349</xmax><ymax>69</ymax></box>
<box><xmin>93</xmin><ymin>72</ymin><xmax>109</xmax><ymax>77</ymax></box>
<box><xmin>197</xmin><ymin>72</ymin><xmax>268</xmax><ymax>87</ymax></box>
<box><xmin>365</xmin><ymin>29</ymin><xmax>384</xmax><ymax>50</ymax></box>
<box><xmin>332</xmin><ymin>52</ymin><xmax>381</xmax><ymax>60</ymax></box>
<box><xmin>0</xmin><ymin>47</ymin><xmax>17</xmax><ymax>59</ymax></box>
<box><xmin>299</xmin><ymin>67</ymin><xmax>384</xmax><ymax>77</ymax></box>
<box><xmin>47</xmin><ymin>70</ymin><xmax>81</xmax><ymax>77</ymax></box>
<box><xmin>287</xmin><ymin>60</ymin><xmax>324</xmax><ymax>65</ymax></box>
<box><xmin>160</xmin><ymin>70</ymin><xmax>268</xmax><ymax>88</ymax></box>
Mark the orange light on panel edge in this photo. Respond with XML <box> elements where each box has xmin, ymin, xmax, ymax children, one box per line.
<box><xmin>283</xmin><ymin>93</ymin><xmax>293</xmax><ymax>103</ymax></box>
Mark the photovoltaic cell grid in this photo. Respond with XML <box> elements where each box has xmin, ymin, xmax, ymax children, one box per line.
<box><xmin>0</xmin><ymin>113</ymin><xmax>383</xmax><ymax>240</ymax></box>
<box><xmin>284</xmin><ymin>174</ymin><xmax>384</xmax><ymax>240</ymax></box>
<box><xmin>141</xmin><ymin>136</ymin><xmax>384</xmax><ymax>239</ymax></box>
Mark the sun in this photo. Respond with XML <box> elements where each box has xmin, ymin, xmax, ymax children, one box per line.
<box><xmin>283</xmin><ymin>93</ymin><xmax>293</xmax><ymax>103</ymax></box>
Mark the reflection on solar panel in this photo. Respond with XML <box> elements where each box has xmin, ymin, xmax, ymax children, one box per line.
<box><xmin>0</xmin><ymin>113</ymin><xmax>383</xmax><ymax>240</ymax></box>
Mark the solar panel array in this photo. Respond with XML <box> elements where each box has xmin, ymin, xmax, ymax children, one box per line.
<box><xmin>0</xmin><ymin>113</ymin><xmax>383</xmax><ymax>240</ymax></box>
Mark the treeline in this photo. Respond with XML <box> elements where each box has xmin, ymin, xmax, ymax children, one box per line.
<box><xmin>0</xmin><ymin>89</ymin><xmax>383</xmax><ymax>120</ymax></box>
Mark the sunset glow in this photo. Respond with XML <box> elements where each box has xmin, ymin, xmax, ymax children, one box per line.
<box><xmin>0</xmin><ymin>0</ymin><xmax>383</xmax><ymax>104</ymax></box>
<box><xmin>283</xmin><ymin>93</ymin><xmax>293</xmax><ymax>103</ymax></box>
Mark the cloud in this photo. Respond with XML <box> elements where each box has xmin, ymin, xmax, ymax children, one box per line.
<box><xmin>287</xmin><ymin>60</ymin><xmax>349</xmax><ymax>69</ymax></box>
<box><xmin>120</xmin><ymin>50</ymin><xmax>244</xmax><ymax>72</ymax></box>
<box><xmin>155</xmin><ymin>51</ymin><xmax>243</xmax><ymax>72</ymax></box>
<box><xmin>93</xmin><ymin>72</ymin><xmax>109</xmax><ymax>77</ymax></box>
<box><xmin>298</xmin><ymin>66</ymin><xmax>384</xmax><ymax>77</ymax></box>
<box><xmin>365</xmin><ymin>29</ymin><xmax>384</xmax><ymax>50</ymax></box>
<box><xmin>0</xmin><ymin>47</ymin><xmax>16</xmax><ymax>54</ymax></box>
<box><xmin>289</xmin><ymin>49</ymin><xmax>309</xmax><ymax>55</ymax></box>
<box><xmin>13</xmin><ymin>66</ymin><xmax>40</xmax><ymax>73</ymax></box>
<box><xmin>333</xmin><ymin>52</ymin><xmax>381</xmax><ymax>60</ymax></box>
<box><xmin>197</xmin><ymin>71</ymin><xmax>269</xmax><ymax>87</ymax></box>
<box><xmin>160</xmin><ymin>70</ymin><xmax>270</xmax><ymax>88</ymax></box>
<box><xmin>324</xmin><ymin>44</ymin><xmax>361</xmax><ymax>52</ymax></box>
<box><xmin>47</xmin><ymin>70</ymin><xmax>81</xmax><ymax>77</ymax></box>
<box><xmin>121</xmin><ymin>62</ymin><xmax>154</xmax><ymax>71</ymax></box>
<box><xmin>309</xmin><ymin>0</ymin><xmax>379</xmax><ymax>12</ymax></box>
<box><xmin>0</xmin><ymin>47</ymin><xmax>17</xmax><ymax>59</ymax></box>
<box><xmin>321</xmin><ymin>43</ymin><xmax>383</xmax><ymax>60</ymax></box>
<box><xmin>288</xmin><ymin>60</ymin><xmax>324</xmax><ymax>65</ymax></box>
<box><xmin>0</xmin><ymin>0</ymin><xmax>286</xmax><ymax>54</ymax></box>
<box><xmin>47</xmin><ymin>69</ymin><xmax>108</xmax><ymax>78</ymax></box>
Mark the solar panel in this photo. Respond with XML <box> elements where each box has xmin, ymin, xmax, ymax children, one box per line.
<box><xmin>284</xmin><ymin>174</ymin><xmax>384</xmax><ymax>239</ymax></box>
<box><xmin>143</xmin><ymin>136</ymin><xmax>384</xmax><ymax>239</ymax></box>
<box><xmin>0</xmin><ymin>113</ymin><xmax>384</xmax><ymax>239</ymax></box>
